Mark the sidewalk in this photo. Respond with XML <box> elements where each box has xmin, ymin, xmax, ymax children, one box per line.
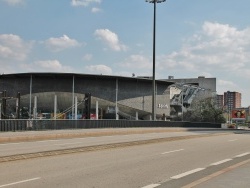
<box><xmin>0</xmin><ymin>127</ymin><xmax>193</xmax><ymax>143</ymax></box>
<box><xmin>0</xmin><ymin>127</ymin><xmax>249</xmax><ymax>144</ymax></box>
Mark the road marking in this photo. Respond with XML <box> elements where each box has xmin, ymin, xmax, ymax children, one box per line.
<box><xmin>54</xmin><ymin>142</ymin><xmax>82</xmax><ymax>146</ymax></box>
<box><xmin>235</xmin><ymin>152</ymin><xmax>250</xmax><ymax>158</ymax></box>
<box><xmin>171</xmin><ymin>168</ymin><xmax>205</xmax><ymax>179</ymax></box>
<box><xmin>0</xmin><ymin>143</ymin><xmax>20</xmax><ymax>146</ymax></box>
<box><xmin>37</xmin><ymin>139</ymin><xmax>60</xmax><ymax>143</ymax></box>
<box><xmin>210</xmin><ymin>159</ymin><xmax>232</xmax><ymax>166</ymax></box>
<box><xmin>161</xmin><ymin>149</ymin><xmax>184</xmax><ymax>155</ymax></box>
<box><xmin>182</xmin><ymin>158</ymin><xmax>250</xmax><ymax>188</ymax></box>
<box><xmin>0</xmin><ymin>177</ymin><xmax>41</xmax><ymax>187</ymax></box>
<box><xmin>141</xmin><ymin>184</ymin><xmax>161</xmax><ymax>188</ymax></box>
<box><xmin>228</xmin><ymin>139</ymin><xmax>237</xmax><ymax>142</ymax></box>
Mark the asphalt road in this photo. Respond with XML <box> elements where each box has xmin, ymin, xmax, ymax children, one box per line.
<box><xmin>0</xmin><ymin>130</ymin><xmax>249</xmax><ymax>188</ymax></box>
<box><xmin>0</xmin><ymin>130</ymin><xmax>224</xmax><ymax>157</ymax></box>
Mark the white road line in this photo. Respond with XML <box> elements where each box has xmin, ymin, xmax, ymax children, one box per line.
<box><xmin>161</xmin><ymin>149</ymin><xmax>184</xmax><ymax>155</ymax></box>
<box><xmin>0</xmin><ymin>143</ymin><xmax>20</xmax><ymax>146</ymax></box>
<box><xmin>54</xmin><ymin>142</ymin><xmax>82</xmax><ymax>146</ymax></box>
<box><xmin>235</xmin><ymin>152</ymin><xmax>250</xmax><ymax>158</ymax></box>
<box><xmin>228</xmin><ymin>139</ymin><xmax>238</xmax><ymax>142</ymax></box>
<box><xmin>210</xmin><ymin>159</ymin><xmax>232</xmax><ymax>166</ymax></box>
<box><xmin>171</xmin><ymin>168</ymin><xmax>205</xmax><ymax>179</ymax></box>
<box><xmin>36</xmin><ymin>139</ymin><xmax>60</xmax><ymax>143</ymax></box>
<box><xmin>141</xmin><ymin>184</ymin><xmax>161</xmax><ymax>188</ymax></box>
<box><xmin>0</xmin><ymin>177</ymin><xmax>41</xmax><ymax>188</ymax></box>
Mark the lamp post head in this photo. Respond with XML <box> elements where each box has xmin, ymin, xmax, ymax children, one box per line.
<box><xmin>145</xmin><ymin>0</ymin><xmax>166</xmax><ymax>3</ymax></box>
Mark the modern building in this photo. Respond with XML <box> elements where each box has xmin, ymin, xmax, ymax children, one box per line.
<box><xmin>0</xmin><ymin>73</ymin><xmax>175</xmax><ymax>120</ymax></box>
<box><xmin>163</xmin><ymin>76</ymin><xmax>217</xmax><ymax>118</ymax></box>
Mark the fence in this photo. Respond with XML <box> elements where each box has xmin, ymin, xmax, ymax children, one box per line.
<box><xmin>0</xmin><ymin>119</ymin><xmax>221</xmax><ymax>132</ymax></box>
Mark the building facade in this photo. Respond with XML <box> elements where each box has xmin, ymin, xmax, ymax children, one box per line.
<box><xmin>224</xmin><ymin>91</ymin><xmax>242</xmax><ymax>110</ymax></box>
<box><xmin>0</xmin><ymin>73</ymin><xmax>174</xmax><ymax>120</ymax></box>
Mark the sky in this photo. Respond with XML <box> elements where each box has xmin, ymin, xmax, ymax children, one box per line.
<box><xmin>0</xmin><ymin>0</ymin><xmax>250</xmax><ymax>106</ymax></box>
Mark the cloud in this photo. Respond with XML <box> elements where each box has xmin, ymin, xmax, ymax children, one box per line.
<box><xmin>71</xmin><ymin>0</ymin><xmax>101</xmax><ymax>7</ymax></box>
<box><xmin>94</xmin><ymin>29</ymin><xmax>127</xmax><ymax>51</ymax></box>
<box><xmin>85</xmin><ymin>65</ymin><xmax>112</xmax><ymax>75</ymax></box>
<box><xmin>157</xmin><ymin>22</ymin><xmax>250</xmax><ymax>78</ymax></box>
<box><xmin>121</xmin><ymin>55</ymin><xmax>151</xmax><ymax>69</ymax></box>
<box><xmin>83</xmin><ymin>54</ymin><xmax>93</xmax><ymax>61</ymax></box>
<box><xmin>0</xmin><ymin>34</ymin><xmax>33</xmax><ymax>61</ymax></box>
<box><xmin>117</xmin><ymin>55</ymin><xmax>152</xmax><ymax>76</ymax></box>
<box><xmin>21</xmin><ymin>60</ymin><xmax>73</xmax><ymax>72</ymax></box>
<box><xmin>91</xmin><ymin>7</ymin><xmax>101</xmax><ymax>13</ymax></box>
<box><xmin>45</xmin><ymin>35</ymin><xmax>82</xmax><ymax>52</ymax></box>
<box><xmin>2</xmin><ymin>0</ymin><xmax>24</xmax><ymax>5</ymax></box>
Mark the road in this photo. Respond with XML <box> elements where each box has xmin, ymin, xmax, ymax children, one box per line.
<box><xmin>0</xmin><ymin>129</ymin><xmax>249</xmax><ymax>188</ymax></box>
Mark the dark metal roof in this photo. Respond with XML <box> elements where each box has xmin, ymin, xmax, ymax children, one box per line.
<box><xmin>0</xmin><ymin>72</ymin><xmax>175</xmax><ymax>85</ymax></box>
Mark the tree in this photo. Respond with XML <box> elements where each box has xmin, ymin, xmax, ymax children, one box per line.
<box><xmin>184</xmin><ymin>97</ymin><xmax>226</xmax><ymax>123</ymax></box>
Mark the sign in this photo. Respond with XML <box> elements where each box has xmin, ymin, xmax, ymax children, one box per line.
<box><xmin>158</xmin><ymin>104</ymin><xmax>168</xmax><ymax>109</ymax></box>
<box><xmin>231</xmin><ymin>110</ymin><xmax>246</xmax><ymax>119</ymax></box>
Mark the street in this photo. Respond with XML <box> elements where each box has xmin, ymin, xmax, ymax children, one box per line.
<box><xmin>0</xmin><ymin>130</ymin><xmax>249</xmax><ymax>188</ymax></box>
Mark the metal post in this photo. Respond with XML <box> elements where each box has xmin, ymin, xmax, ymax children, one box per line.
<box><xmin>152</xmin><ymin>1</ymin><xmax>156</xmax><ymax>121</ymax></box>
<box><xmin>146</xmin><ymin>0</ymin><xmax>166</xmax><ymax>120</ymax></box>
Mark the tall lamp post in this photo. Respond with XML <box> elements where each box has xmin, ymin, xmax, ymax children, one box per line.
<box><xmin>146</xmin><ymin>0</ymin><xmax>166</xmax><ymax>120</ymax></box>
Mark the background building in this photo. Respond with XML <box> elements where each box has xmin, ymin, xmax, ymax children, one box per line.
<box><xmin>216</xmin><ymin>94</ymin><xmax>224</xmax><ymax>109</ymax></box>
<box><xmin>224</xmin><ymin>91</ymin><xmax>242</xmax><ymax>109</ymax></box>
<box><xmin>163</xmin><ymin>76</ymin><xmax>217</xmax><ymax>118</ymax></box>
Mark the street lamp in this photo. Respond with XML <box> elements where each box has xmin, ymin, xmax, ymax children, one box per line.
<box><xmin>146</xmin><ymin>0</ymin><xmax>166</xmax><ymax>120</ymax></box>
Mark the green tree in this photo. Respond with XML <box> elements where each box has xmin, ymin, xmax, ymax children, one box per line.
<box><xmin>184</xmin><ymin>97</ymin><xmax>226</xmax><ymax>123</ymax></box>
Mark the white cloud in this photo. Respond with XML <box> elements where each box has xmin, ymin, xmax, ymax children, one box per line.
<box><xmin>216</xmin><ymin>79</ymin><xmax>246</xmax><ymax>97</ymax></box>
<box><xmin>45</xmin><ymin>35</ymin><xmax>82</xmax><ymax>52</ymax></box>
<box><xmin>85</xmin><ymin>65</ymin><xmax>112</xmax><ymax>75</ymax></box>
<box><xmin>2</xmin><ymin>0</ymin><xmax>24</xmax><ymax>5</ymax></box>
<box><xmin>91</xmin><ymin>7</ymin><xmax>101</xmax><ymax>13</ymax></box>
<box><xmin>94</xmin><ymin>29</ymin><xmax>127</xmax><ymax>51</ymax></box>
<box><xmin>83</xmin><ymin>54</ymin><xmax>93</xmax><ymax>61</ymax></box>
<box><xmin>157</xmin><ymin>22</ymin><xmax>250</xmax><ymax>78</ymax></box>
<box><xmin>121</xmin><ymin>55</ymin><xmax>151</xmax><ymax>69</ymax></box>
<box><xmin>71</xmin><ymin>0</ymin><xmax>101</xmax><ymax>7</ymax></box>
<box><xmin>21</xmin><ymin>60</ymin><xmax>73</xmax><ymax>72</ymax></box>
<box><xmin>0</xmin><ymin>34</ymin><xmax>32</xmax><ymax>61</ymax></box>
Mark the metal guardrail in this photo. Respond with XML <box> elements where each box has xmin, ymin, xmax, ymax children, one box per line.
<box><xmin>0</xmin><ymin>119</ymin><xmax>221</xmax><ymax>132</ymax></box>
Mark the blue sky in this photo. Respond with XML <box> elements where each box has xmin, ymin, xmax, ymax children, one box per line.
<box><xmin>0</xmin><ymin>0</ymin><xmax>250</xmax><ymax>106</ymax></box>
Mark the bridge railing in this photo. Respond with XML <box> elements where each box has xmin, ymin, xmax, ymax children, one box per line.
<box><xmin>0</xmin><ymin>119</ymin><xmax>222</xmax><ymax>132</ymax></box>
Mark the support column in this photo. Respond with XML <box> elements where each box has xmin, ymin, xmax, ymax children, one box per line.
<box><xmin>74</xmin><ymin>96</ymin><xmax>78</xmax><ymax>120</ymax></box>
<box><xmin>0</xmin><ymin>103</ymin><xmax>1</xmax><ymax>120</ymax></box>
<box><xmin>115</xmin><ymin>78</ymin><xmax>119</xmax><ymax>120</ymax></box>
<box><xmin>29</xmin><ymin>75</ymin><xmax>32</xmax><ymax>119</ymax></box>
<box><xmin>33</xmin><ymin>96</ymin><xmax>37</xmax><ymax>119</ymax></box>
<box><xmin>54</xmin><ymin>95</ymin><xmax>57</xmax><ymax>120</ymax></box>
<box><xmin>136</xmin><ymin>111</ymin><xmax>138</xmax><ymax>120</ymax></box>
<box><xmin>72</xmin><ymin>75</ymin><xmax>75</xmax><ymax>120</ymax></box>
<box><xmin>96</xmin><ymin>101</ymin><xmax>99</xmax><ymax>120</ymax></box>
